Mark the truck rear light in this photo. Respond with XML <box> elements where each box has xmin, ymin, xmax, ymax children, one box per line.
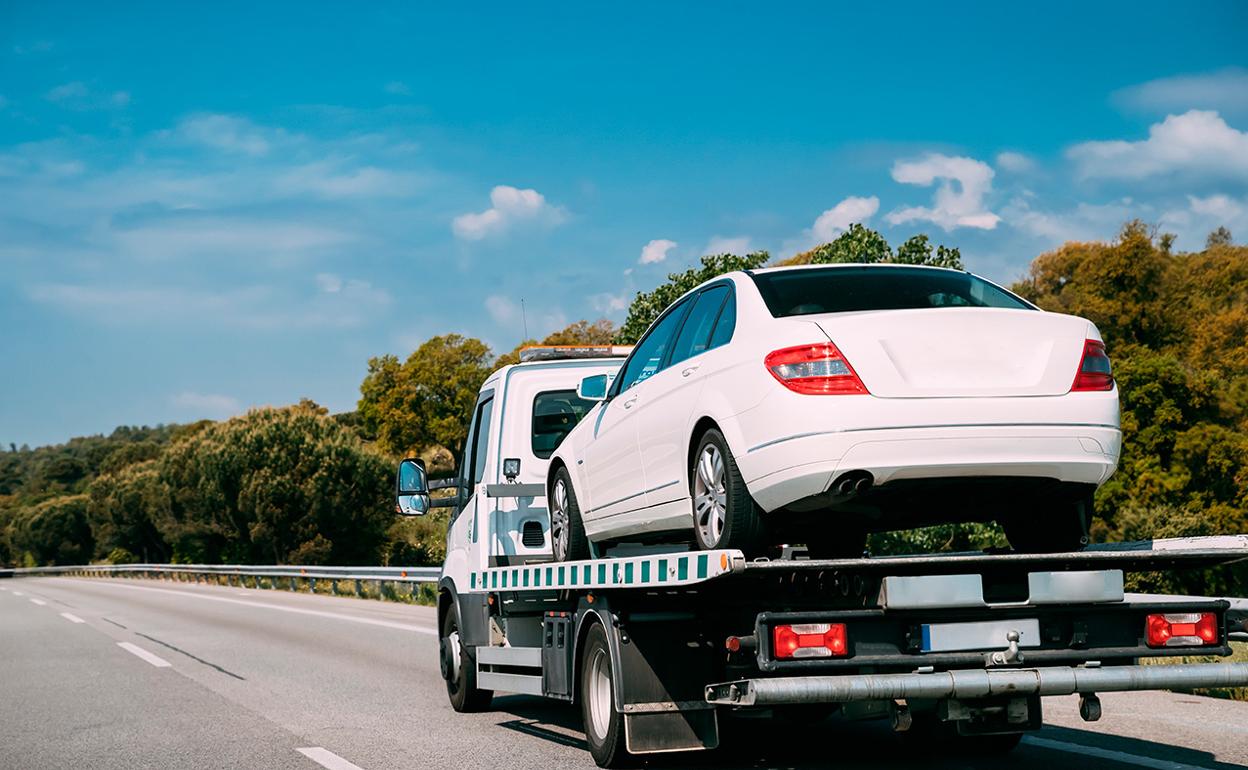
<box><xmin>1071</xmin><ymin>339</ymin><xmax>1114</xmax><ymax>392</ymax></box>
<box><xmin>765</xmin><ymin>343</ymin><xmax>869</xmax><ymax>395</ymax></box>
<box><xmin>1145</xmin><ymin>612</ymin><xmax>1218</xmax><ymax>647</ymax></box>
<box><xmin>772</xmin><ymin>622</ymin><xmax>848</xmax><ymax>658</ymax></box>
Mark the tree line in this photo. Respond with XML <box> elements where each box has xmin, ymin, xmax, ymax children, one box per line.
<box><xmin>2</xmin><ymin>223</ymin><xmax>1244</xmax><ymax>595</ymax></box>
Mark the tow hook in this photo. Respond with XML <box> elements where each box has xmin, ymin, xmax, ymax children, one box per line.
<box><xmin>1079</xmin><ymin>693</ymin><xmax>1102</xmax><ymax>722</ymax></box>
<box><xmin>989</xmin><ymin>630</ymin><xmax>1024</xmax><ymax>666</ymax></box>
<box><xmin>889</xmin><ymin>700</ymin><xmax>912</xmax><ymax>732</ymax></box>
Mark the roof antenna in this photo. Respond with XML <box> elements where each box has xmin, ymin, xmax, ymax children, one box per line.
<box><xmin>521</xmin><ymin>298</ymin><xmax>529</xmax><ymax>340</ymax></box>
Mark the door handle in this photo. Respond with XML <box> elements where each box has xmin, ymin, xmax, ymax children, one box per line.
<box><xmin>681</xmin><ymin>365</ymin><xmax>701</xmax><ymax>378</ymax></box>
<box><xmin>623</xmin><ymin>397</ymin><xmax>638</xmax><ymax>409</ymax></box>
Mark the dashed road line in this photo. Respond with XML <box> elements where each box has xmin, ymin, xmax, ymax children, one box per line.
<box><xmin>30</xmin><ymin>598</ymin><xmax>47</xmax><ymax>605</ymax></box>
<box><xmin>1023</xmin><ymin>735</ymin><xmax>1213</xmax><ymax>770</ymax></box>
<box><xmin>117</xmin><ymin>641</ymin><xmax>172</xmax><ymax>668</ymax></box>
<box><xmin>63</xmin><ymin>579</ymin><xmax>437</xmax><ymax>635</ymax></box>
<box><xmin>296</xmin><ymin>747</ymin><xmax>366</xmax><ymax>770</ymax></box>
<box><xmin>12</xmin><ymin>590</ymin><xmax>25</xmax><ymax>596</ymax></box>
<box><xmin>60</xmin><ymin>612</ymin><xmax>85</xmax><ymax>623</ymax></box>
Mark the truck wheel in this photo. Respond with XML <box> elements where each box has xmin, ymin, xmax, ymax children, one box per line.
<box><xmin>1003</xmin><ymin>494</ymin><xmax>1091</xmax><ymax>553</ymax></box>
<box><xmin>580</xmin><ymin>622</ymin><xmax>627</xmax><ymax>768</ymax></box>
<box><xmin>441</xmin><ymin>602</ymin><xmax>493</xmax><ymax>712</ymax></box>
<box><xmin>691</xmin><ymin>429</ymin><xmax>765</xmax><ymax>555</ymax></box>
<box><xmin>551</xmin><ymin>467</ymin><xmax>590</xmax><ymax>562</ymax></box>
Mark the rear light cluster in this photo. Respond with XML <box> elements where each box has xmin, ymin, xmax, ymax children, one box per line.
<box><xmin>772</xmin><ymin>622</ymin><xmax>848</xmax><ymax>658</ymax></box>
<box><xmin>1145</xmin><ymin>612</ymin><xmax>1219</xmax><ymax>648</ymax></box>
<box><xmin>1072</xmin><ymin>339</ymin><xmax>1114</xmax><ymax>392</ymax></box>
<box><xmin>765</xmin><ymin>343</ymin><xmax>869</xmax><ymax>395</ymax></box>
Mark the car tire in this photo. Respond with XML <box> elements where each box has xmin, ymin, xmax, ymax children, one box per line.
<box><xmin>441</xmin><ymin>601</ymin><xmax>493</xmax><ymax>713</ymax></box>
<box><xmin>550</xmin><ymin>466</ymin><xmax>590</xmax><ymax>562</ymax></box>
<box><xmin>1002</xmin><ymin>493</ymin><xmax>1092</xmax><ymax>553</ymax></box>
<box><xmin>691</xmin><ymin>429</ymin><xmax>765</xmax><ymax>554</ymax></box>
<box><xmin>580</xmin><ymin>622</ymin><xmax>628</xmax><ymax>768</ymax></box>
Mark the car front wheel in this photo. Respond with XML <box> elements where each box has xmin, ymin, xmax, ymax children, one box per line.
<box><xmin>550</xmin><ymin>466</ymin><xmax>590</xmax><ymax>562</ymax></box>
<box><xmin>691</xmin><ymin>429</ymin><xmax>765</xmax><ymax>554</ymax></box>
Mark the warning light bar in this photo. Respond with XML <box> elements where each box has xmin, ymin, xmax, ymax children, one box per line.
<box><xmin>519</xmin><ymin>346</ymin><xmax>634</xmax><ymax>363</ymax></box>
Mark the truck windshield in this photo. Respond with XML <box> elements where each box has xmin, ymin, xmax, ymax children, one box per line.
<box><xmin>750</xmin><ymin>266</ymin><xmax>1032</xmax><ymax>317</ymax></box>
<box><xmin>532</xmin><ymin>390</ymin><xmax>596</xmax><ymax>459</ymax></box>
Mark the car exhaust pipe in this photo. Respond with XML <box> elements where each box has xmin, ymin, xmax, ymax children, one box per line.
<box><xmin>831</xmin><ymin>471</ymin><xmax>874</xmax><ymax>498</ymax></box>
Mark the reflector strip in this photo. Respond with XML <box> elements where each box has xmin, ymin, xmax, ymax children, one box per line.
<box><xmin>466</xmin><ymin>550</ymin><xmax>744</xmax><ymax>593</ymax></box>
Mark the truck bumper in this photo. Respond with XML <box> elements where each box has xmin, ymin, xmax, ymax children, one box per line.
<box><xmin>705</xmin><ymin>662</ymin><xmax>1248</xmax><ymax>706</ymax></box>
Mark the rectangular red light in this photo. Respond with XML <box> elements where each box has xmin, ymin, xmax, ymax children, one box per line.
<box><xmin>1072</xmin><ymin>339</ymin><xmax>1114</xmax><ymax>392</ymax></box>
<box><xmin>772</xmin><ymin>622</ymin><xmax>848</xmax><ymax>658</ymax></box>
<box><xmin>765</xmin><ymin>343</ymin><xmax>869</xmax><ymax>395</ymax></box>
<box><xmin>1145</xmin><ymin>612</ymin><xmax>1219</xmax><ymax>648</ymax></box>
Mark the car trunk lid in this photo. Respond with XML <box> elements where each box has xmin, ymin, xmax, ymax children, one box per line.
<box><xmin>810</xmin><ymin>308</ymin><xmax>1093</xmax><ymax>398</ymax></box>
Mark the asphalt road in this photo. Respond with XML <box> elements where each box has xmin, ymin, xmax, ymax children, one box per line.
<box><xmin>2</xmin><ymin>577</ymin><xmax>1246</xmax><ymax>770</ymax></box>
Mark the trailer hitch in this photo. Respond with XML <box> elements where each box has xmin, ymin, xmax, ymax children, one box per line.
<box><xmin>989</xmin><ymin>630</ymin><xmax>1024</xmax><ymax>666</ymax></box>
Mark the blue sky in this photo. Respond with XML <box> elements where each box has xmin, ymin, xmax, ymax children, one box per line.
<box><xmin>2</xmin><ymin>2</ymin><xmax>1247</xmax><ymax>447</ymax></box>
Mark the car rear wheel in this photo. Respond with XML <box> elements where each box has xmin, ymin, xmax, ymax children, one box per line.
<box><xmin>551</xmin><ymin>466</ymin><xmax>590</xmax><ymax>562</ymax></box>
<box><xmin>1002</xmin><ymin>494</ymin><xmax>1091</xmax><ymax>553</ymax></box>
<box><xmin>691</xmin><ymin>429</ymin><xmax>765</xmax><ymax>554</ymax></box>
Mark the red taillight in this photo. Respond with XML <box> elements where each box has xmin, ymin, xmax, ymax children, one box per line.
<box><xmin>772</xmin><ymin>622</ymin><xmax>848</xmax><ymax>658</ymax></box>
<box><xmin>765</xmin><ymin>343</ymin><xmax>869</xmax><ymax>395</ymax></box>
<box><xmin>1072</xmin><ymin>339</ymin><xmax>1114</xmax><ymax>392</ymax></box>
<box><xmin>1145</xmin><ymin>612</ymin><xmax>1219</xmax><ymax>648</ymax></box>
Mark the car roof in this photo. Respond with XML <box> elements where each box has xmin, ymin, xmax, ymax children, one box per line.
<box><xmin>748</xmin><ymin>262</ymin><xmax>969</xmax><ymax>275</ymax></box>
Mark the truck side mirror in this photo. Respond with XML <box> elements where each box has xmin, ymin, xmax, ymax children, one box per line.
<box><xmin>396</xmin><ymin>458</ymin><xmax>431</xmax><ymax>516</ymax></box>
<box><xmin>577</xmin><ymin>373</ymin><xmax>611</xmax><ymax>402</ymax></box>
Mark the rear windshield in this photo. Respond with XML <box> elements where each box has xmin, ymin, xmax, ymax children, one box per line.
<box><xmin>532</xmin><ymin>390</ymin><xmax>596</xmax><ymax>459</ymax></box>
<box><xmin>751</xmin><ymin>266</ymin><xmax>1033</xmax><ymax>317</ymax></box>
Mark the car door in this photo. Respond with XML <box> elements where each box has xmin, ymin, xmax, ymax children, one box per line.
<box><xmin>580</xmin><ymin>298</ymin><xmax>692</xmax><ymax>522</ymax></box>
<box><xmin>636</xmin><ymin>284</ymin><xmax>732</xmax><ymax>511</ymax></box>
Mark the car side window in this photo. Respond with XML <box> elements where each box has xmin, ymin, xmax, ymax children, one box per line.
<box><xmin>707</xmin><ymin>289</ymin><xmax>736</xmax><ymax>349</ymax></box>
<box><xmin>669</xmin><ymin>285</ymin><xmax>729</xmax><ymax>366</ymax></box>
<box><xmin>617</xmin><ymin>298</ymin><xmax>692</xmax><ymax>392</ymax></box>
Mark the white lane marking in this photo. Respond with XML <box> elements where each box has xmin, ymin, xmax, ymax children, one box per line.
<box><xmin>296</xmin><ymin>747</ymin><xmax>366</xmax><ymax>770</ymax></box>
<box><xmin>30</xmin><ymin>598</ymin><xmax>48</xmax><ymax>605</ymax></box>
<box><xmin>61</xmin><ymin>579</ymin><xmax>437</xmax><ymax>635</ymax></box>
<box><xmin>1023</xmin><ymin>735</ymin><xmax>1211</xmax><ymax>770</ymax></box>
<box><xmin>12</xmin><ymin>590</ymin><xmax>25</xmax><ymax>596</ymax></box>
<box><xmin>117</xmin><ymin>641</ymin><xmax>172</xmax><ymax>668</ymax></box>
<box><xmin>60</xmin><ymin>612</ymin><xmax>85</xmax><ymax>623</ymax></box>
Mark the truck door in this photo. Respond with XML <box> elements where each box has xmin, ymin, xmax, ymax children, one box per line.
<box><xmin>445</xmin><ymin>390</ymin><xmax>495</xmax><ymax>575</ymax></box>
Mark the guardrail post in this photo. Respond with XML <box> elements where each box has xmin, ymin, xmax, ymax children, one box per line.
<box><xmin>288</xmin><ymin>577</ymin><xmax>296</xmax><ymax>592</ymax></box>
<box><xmin>310</xmin><ymin>577</ymin><xmax>317</xmax><ymax>594</ymax></box>
<box><xmin>331</xmin><ymin>579</ymin><xmax>338</xmax><ymax>596</ymax></box>
<box><xmin>354</xmin><ymin>579</ymin><xmax>363</xmax><ymax>598</ymax></box>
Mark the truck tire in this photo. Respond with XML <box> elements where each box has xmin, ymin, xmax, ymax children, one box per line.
<box><xmin>441</xmin><ymin>602</ymin><xmax>493</xmax><ymax>712</ymax></box>
<box><xmin>1003</xmin><ymin>494</ymin><xmax>1091</xmax><ymax>553</ymax></box>
<box><xmin>580</xmin><ymin>622</ymin><xmax>627</xmax><ymax>767</ymax></box>
<box><xmin>551</xmin><ymin>467</ymin><xmax>590</xmax><ymax>562</ymax></box>
<box><xmin>691</xmin><ymin>429</ymin><xmax>765</xmax><ymax>555</ymax></box>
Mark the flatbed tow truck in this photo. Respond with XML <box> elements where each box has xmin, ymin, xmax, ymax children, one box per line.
<box><xmin>395</xmin><ymin>347</ymin><xmax>1248</xmax><ymax>767</ymax></box>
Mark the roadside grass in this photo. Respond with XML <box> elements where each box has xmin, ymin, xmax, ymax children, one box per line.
<box><xmin>1145</xmin><ymin>641</ymin><xmax>1248</xmax><ymax>702</ymax></box>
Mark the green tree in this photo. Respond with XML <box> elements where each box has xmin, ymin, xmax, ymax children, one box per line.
<box><xmin>496</xmin><ymin>319</ymin><xmax>618</xmax><ymax>367</ymax></box>
<box><xmin>1207</xmin><ymin>226</ymin><xmax>1233</xmax><ymax>249</ymax></box>
<box><xmin>617</xmin><ymin>252</ymin><xmax>770</xmax><ymax>344</ymax></box>
<box><xmin>793</xmin><ymin>224</ymin><xmax>893</xmax><ymax>265</ymax></box>
<box><xmin>9</xmin><ymin>495</ymin><xmax>93</xmax><ymax>566</ymax></box>
<box><xmin>359</xmin><ymin>334</ymin><xmax>495</xmax><ymax>456</ymax></box>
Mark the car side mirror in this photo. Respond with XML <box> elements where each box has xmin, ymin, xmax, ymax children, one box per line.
<box><xmin>577</xmin><ymin>373</ymin><xmax>611</xmax><ymax>402</ymax></box>
<box><xmin>395</xmin><ymin>457</ymin><xmax>431</xmax><ymax>516</ymax></box>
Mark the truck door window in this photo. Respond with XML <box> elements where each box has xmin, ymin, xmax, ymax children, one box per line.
<box><xmin>617</xmin><ymin>298</ymin><xmax>692</xmax><ymax>392</ymax></box>
<box><xmin>669</xmin><ymin>285</ymin><xmax>729</xmax><ymax>366</ymax></box>
<box><xmin>456</xmin><ymin>391</ymin><xmax>494</xmax><ymax>512</ymax></box>
<box><xmin>532</xmin><ymin>390</ymin><xmax>596</xmax><ymax>459</ymax></box>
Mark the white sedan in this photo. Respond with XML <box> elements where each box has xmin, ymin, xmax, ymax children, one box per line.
<box><xmin>547</xmin><ymin>264</ymin><xmax>1120</xmax><ymax>560</ymax></box>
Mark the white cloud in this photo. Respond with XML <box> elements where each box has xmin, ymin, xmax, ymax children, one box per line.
<box><xmin>45</xmin><ymin>81</ymin><xmax>87</xmax><ymax>102</ymax></box>
<box><xmin>639</xmin><ymin>238</ymin><xmax>677</xmax><ymax>264</ymax></box>
<box><xmin>590</xmin><ymin>292</ymin><xmax>630</xmax><ymax>315</ymax></box>
<box><xmin>1114</xmin><ymin>68</ymin><xmax>1248</xmax><ymax>117</ymax></box>
<box><xmin>703</xmin><ymin>235</ymin><xmax>752</xmax><ymax>255</ymax></box>
<box><xmin>171</xmin><ymin>113</ymin><xmax>279</xmax><ymax>156</ymax></box>
<box><xmin>171</xmin><ymin>391</ymin><xmax>241</xmax><ymax>416</ymax></box>
<box><xmin>1160</xmin><ymin>195</ymin><xmax>1248</xmax><ymax>247</ymax></box>
<box><xmin>1188</xmin><ymin>193</ymin><xmax>1246</xmax><ymax>222</ymax></box>
<box><xmin>887</xmin><ymin>154</ymin><xmax>1000</xmax><ymax>230</ymax></box>
<box><xmin>384</xmin><ymin>81</ymin><xmax>412</xmax><ymax>96</ymax></box>
<box><xmin>110</xmin><ymin>217</ymin><xmax>354</xmax><ymax>264</ymax></box>
<box><xmin>483</xmin><ymin>294</ymin><xmax>566</xmax><ymax>338</ymax></box>
<box><xmin>995</xmin><ymin>151</ymin><xmax>1035</xmax><ymax>173</ymax></box>
<box><xmin>273</xmin><ymin>160</ymin><xmax>424</xmax><ymax>199</ymax></box>
<box><xmin>452</xmin><ymin>185</ymin><xmax>568</xmax><ymax>240</ymax></box>
<box><xmin>1067</xmin><ymin>110</ymin><xmax>1248</xmax><ymax>181</ymax></box>
<box><xmin>811</xmin><ymin>196</ymin><xmax>880</xmax><ymax>242</ymax></box>
<box><xmin>1002</xmin><ymin>196</ymin><xmax>1136</xmax><ymax>243</ymax></box>
<box><xmin>316</xmin><ymin>273</ymin><xmax>343</xmax><ymax>293</ymax></box>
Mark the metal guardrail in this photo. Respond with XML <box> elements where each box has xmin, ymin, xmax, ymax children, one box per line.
<box><xmin>0</xmin><ymin>562</ymin><xmax>440</xmax><ymax>597</ymax></box>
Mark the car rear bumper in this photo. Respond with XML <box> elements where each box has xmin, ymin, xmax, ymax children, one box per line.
<box><xmin>736</xmin><ymin>423</ymin><xmax>1121</xmax><ymax>512</ymax></box>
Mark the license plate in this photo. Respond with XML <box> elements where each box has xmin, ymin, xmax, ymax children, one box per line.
<box><xmin>920</xmin><ymin>618</ymin><xmax>1041</xmax><ymax>653</ymax></box>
